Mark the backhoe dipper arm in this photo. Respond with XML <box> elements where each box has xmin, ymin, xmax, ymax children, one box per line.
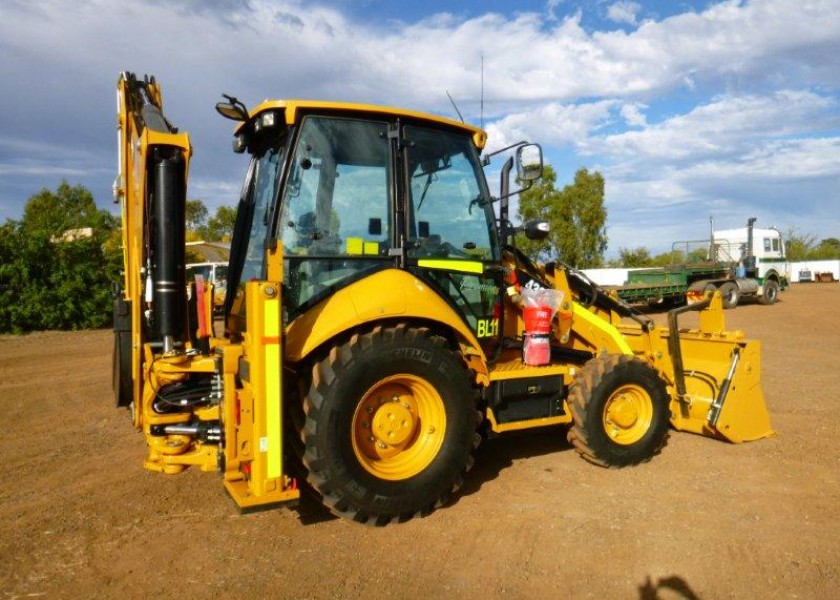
<box><xmin>114</xmin><ymin>72</ymin><xmax>192</xmax><ymax>407</ymax></box>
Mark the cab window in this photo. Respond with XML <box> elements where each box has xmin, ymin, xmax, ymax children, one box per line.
<box><xmin>405</xmin><ymin>126</ymin><xmax>497</xmax><ymax>262</ymax></box>
<box><xmin>278</xmin><ymin>116</ymin><xmax>391</xmax><ymax>312</ymax></box>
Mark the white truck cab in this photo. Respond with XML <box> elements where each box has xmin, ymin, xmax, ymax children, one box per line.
<box><xmin>713</xmin><ymin>219</ymin><xmax>789</xmax><ymax>304</ymax></box>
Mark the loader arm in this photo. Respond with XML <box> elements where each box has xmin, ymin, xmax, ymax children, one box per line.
<box><xmin>508</xmin><ymin>248</ymin><xmax>772</xmax><ymax>446</ymax></box>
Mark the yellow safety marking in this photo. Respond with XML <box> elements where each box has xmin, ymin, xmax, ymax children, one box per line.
<box><xmin>347</xmin><ymin>239</ymin><xmax>381</xmax><ymax>256</ymax></box>
<box><xmin>572</xmin><ymin>302</ymin><xmax>633</xmax><ymax>355</ymax></box>
<box><xmin>417</xmin><ymin>259</ymin><xmax>484</xmax><ymax>274</ymax></box>
<box><xmin>346</xmin><ymin>237</ymin><xmax>364</xmax><ymax>255</ymax></box>
<box><xmin>264</xmin><ymin>295</ymin><xmax>282</xmax><ymax>479</ymax></box>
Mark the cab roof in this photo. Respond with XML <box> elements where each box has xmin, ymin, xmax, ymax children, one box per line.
<box><xmin>241</xmin><ymin>99</ymin><xmax>488</xmax><ymax>149</ymax></box>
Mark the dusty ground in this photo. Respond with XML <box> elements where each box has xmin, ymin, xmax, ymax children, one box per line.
<box><xmin>1</xmin><ymin>284</ymin><xmax>838</xmax><ymax>599</ymax></box>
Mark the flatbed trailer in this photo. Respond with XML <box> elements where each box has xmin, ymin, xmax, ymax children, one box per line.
<box><xmin>610</xmin><ymin>262</ymin><xmax>731</xmax><ymax>306</ymax></box>
<box><xmin>608</xmin><ymin>219</ymin><xmax>789</xmax><ymax>309</ymax></box>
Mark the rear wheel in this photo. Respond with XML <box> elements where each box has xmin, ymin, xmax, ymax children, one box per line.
<box><xmin>300</xmin><ymin>325</ymin><xmax>478</xmax><ymax>525</ymax></box>
<box><xmin>567</xmin><ymin>355</ymin><xmax>670</xmax><ymax>467</ymax></box>
<box><xmin>719</xmin><ymin>281</ymin><xmax>740</xmax><ymax>309</ymax></box>
<box><xmin>759</xmin><ymin>279</ymin><xmax>779</xmax><ymax>305</ymax></box>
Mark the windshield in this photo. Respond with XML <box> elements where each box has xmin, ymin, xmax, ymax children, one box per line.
<box><xmin>405</xmin><ymin>126</ymin><xmax>497</xmax><ymax>262</ymax></box>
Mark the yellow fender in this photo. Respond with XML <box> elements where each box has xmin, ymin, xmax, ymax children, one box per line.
<box><xmin>285</xmin><ymin>268</ymin><xmax>488</xmax><ymax>373</ymax></box>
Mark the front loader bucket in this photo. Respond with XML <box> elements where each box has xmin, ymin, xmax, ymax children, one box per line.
<box><xmin>665</xmin><ymin>297</ymin><xmax>774</xmax><ymax>443</ymax></box>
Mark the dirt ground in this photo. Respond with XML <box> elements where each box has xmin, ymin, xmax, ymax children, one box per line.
<box><xmin>1</xmin><ymin>284</ymin><xmax>838</xmax><ymax>599</ymax></box>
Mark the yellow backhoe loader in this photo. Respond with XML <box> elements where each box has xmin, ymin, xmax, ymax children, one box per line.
<box><xmin>112</xmin><ymin>72</ymin><xmax>772</xmax><ymax>525</ymax></box>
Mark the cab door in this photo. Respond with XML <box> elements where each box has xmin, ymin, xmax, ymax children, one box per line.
<box><xmin>402</xmin><ymin>125</ymin><xmax>503</xmax><ymax>351</ymax></box>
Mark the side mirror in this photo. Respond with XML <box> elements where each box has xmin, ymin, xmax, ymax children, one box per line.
<box><xmin>215</xmin><ymin>94</ymin><xmax>249</xmax><ymax>121</ymax></box>
<box><xmin>516</xmin><ymin>144</ymin><xmax>543</xmax><ymax>182</ymax></box>
<box><xmin>524</xmin><ymin>219</ymin><xmax>550</xmax><ymax>241</ymax></box>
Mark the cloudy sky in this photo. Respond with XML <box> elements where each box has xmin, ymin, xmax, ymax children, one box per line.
<box><xmin>2</xmin><ymin>0</ymin><xmax>838</xmax><ymax>255</ymax></box>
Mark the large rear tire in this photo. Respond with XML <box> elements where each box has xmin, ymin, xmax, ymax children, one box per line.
<box><xmin>567</xmin><ymin>354</ymin><xmax>670</xmax><ymax>467</ymax></box>
<box><xmin>300</xmin><ymin>325</ymin><xmax>478</xmax><ymax>525</ymax></box>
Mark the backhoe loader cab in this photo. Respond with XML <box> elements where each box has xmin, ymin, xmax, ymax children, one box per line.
<box><xmin>114</xmin><ymin>72</ymin><xmax>773</xmax><ymax>526</ymax></box>
<box><xmin>222</xmin><ymin>101</ymin><xmax>537</xmax><ymax>344</ymax></box>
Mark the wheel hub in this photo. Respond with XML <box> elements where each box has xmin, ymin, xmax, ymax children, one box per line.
<box><xmin>602</xmin><ymin>384</ymin><xmax>653</xmax><ymax>445</ymax></box>
<box><xmin>352</xmin><ymin>376</ymin><xmax>446</xmax><ymax>480</ymax></box>
<box><xmin>606</xmin><ymin>394</ymin><xmax>639</xmax><ymax>428</ymax></box>
<box><xmin>371</xmin><ymin>397</ymin><xmax>416</xmax><ymax>446</ymax></box>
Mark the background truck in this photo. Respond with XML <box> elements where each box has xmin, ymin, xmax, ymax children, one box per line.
<box><xmin>613</xmin><ymin>218</ymin><xmax>789</xmax><ymax>309</ymax></box>
<box><xmin>112</xmin><ymin>72</ymin><xmax>772</xmax><ymax>525</ymax></box>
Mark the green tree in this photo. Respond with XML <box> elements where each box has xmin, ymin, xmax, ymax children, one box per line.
<box><xmin>205</xmin><ymin>205</ymin><xmax>237</xmax><ymax>242</ymax></box>
<box><xmin>614</xmin><ymin>247</ymin><xmax>653</xmax><ymax>268</ymax></box>
<box><xmin>0</xmin><ymin>182</ymin><xmax>121</xmax><ymax>333</ymax></box>
<box><xmin>186</xmin><ymin>199</ymin><xmax>209</xmax><ymax>233</ymax></box>
<box><xmin>653</xmin><ymin>249</ymin><xmax>686</xmax><ymax>266</ymax></box>
<box><xmin>784</xmin><ymin>228</ymin><xmax>817</xmax><ymax>261</ymax></box>
<box><xmin>812</xmin><ymin>237</ymin><xmax>840</xmax><ymax>260</ymax></box>
<box><xmin>21</xmin><ymin>181</ymin><xmax>115</xmax><ymax>236</ymax></box>
<box><xmin>516</xmin><ymin>165</ymin><xmax>607</xmax><ymax>268</ymax></box>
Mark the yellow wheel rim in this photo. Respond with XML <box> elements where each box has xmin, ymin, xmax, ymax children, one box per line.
<box><xmin>602</xmin><ymin>384</ymin><xmax>653</xmax><ymax>445</ymax></box>
<box><xmin>351</xmin><ymin>375</ymin><xmax>447</xmax><ymax>481</ymax></box>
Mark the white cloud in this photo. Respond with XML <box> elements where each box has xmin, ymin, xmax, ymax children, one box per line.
<box><xmin>594</xmin><ymin>91</ymin><xmax>839</xmax><ymax>163</ymax></box>
<box><xmin>0</xmin><ymin>0</ymin><xmax>838</xmax><ymax>249</ymax></box>
<box><xmin>595</xmin><ymin>91</ymin><xmax>840</xmax><ymax>252</ymax></box>
<box><xmin>619</xmin><ymin>103</ymin><xmax>647</xmax><ymax>127</ymax></box>
<box><xmin>607</xmin><ymin>1</ymin><xmax>642</xmax><ymax>26</ymax></box>
<box><xmin>485</xmin><ymin>100</ymin><xmax>616</xmax><ymax>151</ymax></box>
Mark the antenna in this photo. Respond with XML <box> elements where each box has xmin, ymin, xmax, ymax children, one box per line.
<box><xmin>480</xmin><ymin>54</ymin><xmax>484</xmax><ymax>130</ymax></box>
<box><xmin>446</xmin><ymin>90</ymin><xmax>465</xmax><ymax>123</ymax></box>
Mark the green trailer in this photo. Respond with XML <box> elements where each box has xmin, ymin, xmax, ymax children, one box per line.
<box><xmin>610</xmin><ymin>262</ymin><xmax>733</xmax><ymax>307</ymax></box>
<box><xmin>608</xmin><ymin>219</ymin><xmax>789</xmax><ymax>309</ymax></box>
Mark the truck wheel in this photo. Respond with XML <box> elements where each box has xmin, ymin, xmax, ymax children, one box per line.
<box><xmin>567</xmin><ymin>355</ymin><xmax>669</xmax><ymax>467</ymax></box>
<box><xmin>719</xmin><ymin>281</ymin><xmax>740</xmax><ymax>309</ymax></box>
<box><xmin>301</xmin><ymin>325</ymin><xmax>479</xmax><ymax>525</ymax></box>
<box><xmin>759</xmin><ymin>280</ymin><xmax>779</xmax><ymax>305</ymax></box>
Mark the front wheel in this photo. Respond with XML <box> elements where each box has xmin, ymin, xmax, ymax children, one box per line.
<box><xmin>759</xmin><ymin>279</ymin><xmax>779</xmax><ymax>305</ymax></box>
<box><xmin>567</xmin><ymin>355</ymin><xmax>670</xmax><ymax>467</ymax></box>
<box><xmin>719</xmin><ymin>281</ymin><xmax>740</xmax><ymax>309</ymax></box>
<box><xmin>300</xmin><ymin>325</ymin><xmax>479</xmax><ymax>525</ymax></box>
